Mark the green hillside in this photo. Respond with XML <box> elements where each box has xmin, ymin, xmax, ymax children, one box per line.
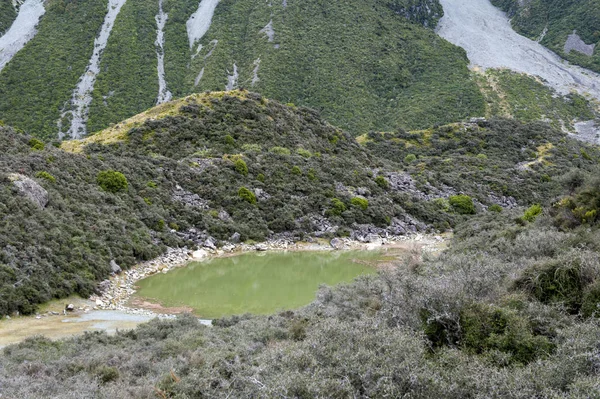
<box><xmin>491</xmin><ymin>0</ymin><xmax>600</xmax><ymax>73</ymax></box>
<box><xmin>0</xmin><ymin>0</ymin><xmax>485</xmax><ymax>138</ymax></box>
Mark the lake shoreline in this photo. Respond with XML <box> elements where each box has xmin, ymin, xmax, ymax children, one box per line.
<box><xmin>90</xmin><ymin>234</ymin><xmax>445</xmax><ymax>318</ymax></box>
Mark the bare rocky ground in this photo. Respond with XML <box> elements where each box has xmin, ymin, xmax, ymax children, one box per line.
<box><xmin>437</xmin><ymin>0</ymin><xmax>600</xmax><ymax>143</ymax></box>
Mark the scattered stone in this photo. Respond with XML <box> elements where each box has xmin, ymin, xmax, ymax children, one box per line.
<box><xmin>172</xmin><ymin>184</ymin><xmax>209</xmax><ymax>209</ymax></box>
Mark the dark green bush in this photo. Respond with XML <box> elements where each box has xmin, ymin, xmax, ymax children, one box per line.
<box><xmin>449</xmin><ymin>195</ymin><xmax>475</xmax><ymax>215</ymax></box>
<box><xmin>329</xmin><ymin>198</ymin><xmax>346</xmax><ymax>216</ymax></box>
<box><xmin>515</xmin><ymin>259</ymin><xmax>586</xmax><ymax>313</ymax></box>
<box><xmin>97</xmin><ymin>170</ymin><xmax>128</xmax><ymax>193</ymax></box>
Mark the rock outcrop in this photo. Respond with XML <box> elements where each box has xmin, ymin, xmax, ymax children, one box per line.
<box><xmin>8</xmin><ymin>173</ymin><xmax>48</xmax><ymax>208</ymax></box>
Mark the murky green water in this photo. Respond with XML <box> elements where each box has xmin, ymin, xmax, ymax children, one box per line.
<box><xmin>133</xmin><ymin>250</ymin><xmax>382</xmax><ymax>318</ymax></box>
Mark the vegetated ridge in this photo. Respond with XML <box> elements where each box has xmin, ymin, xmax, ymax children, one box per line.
<box><xmin>1</xmin><ymin>90</ymin><xmax>599</xmax><ymax>316</ymax></box>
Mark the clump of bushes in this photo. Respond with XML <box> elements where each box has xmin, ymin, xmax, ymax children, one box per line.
<box><xmin>514</xmin><ymin>257</ymin><xmax>589</xmax><ymax>313</ymax></box>
<box><xmin>460</xmin><ymin>303</ymin><xmax>554</xmax><ymax>365</ymax></box>
<box><xmin>97</xmin><ymin>170</ymin><xmax>128</xmax><ymax>193</ymax></box>
<box><xmin>488</xmin><ymin>204</ymin><xmax>503</xmax><ymax>213</ymax></box>
<box><xmin>522</xmin><ymin>204</ymin><xmax>542</xmax><ymax>222</ymax></box>
<box><xmin>351</xmin><ymin>197</ymin><xmax>369</xmax><ymax>210</ymax></box>
<box><xmin>329</xmin><ymin>198</ymin><xmax>346</xmax><ymax>216</ymax></box>
<box><xmin>269</xmin><ymin>146</ymin><xmax>291</xmax><ymax>155</ymax></box>
<box><xmin>449</xmin><ymin>195</ymin><xmax>475</xmax><ymax>214</ymax></box>
<box><xmin>28</xmin><ymin>138</ymin><xmax>44</xmax><ymax>151</ymax></box>
<box><xmin>375</xmin><ymin>175</ymin><xmax>389</xmax><ymax>189</ymax></box>
<box><xmin>234</xmin><ymin>158</ymin><xmax>248</xmax><ymax>176</ymax></box>
<box><xmin>238</xmin><ymin>187</ymin><xmax>257</xmax><ymax>204</ymax></box>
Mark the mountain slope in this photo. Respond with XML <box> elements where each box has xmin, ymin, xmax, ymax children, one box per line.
<box><xmin>1</xmin><ymin>91</ymin><xmax>599</xmax><ymax>315</ymax></box>
<box><xmin>490</xmin><ymin>0</ymin><xmax>600</xmax><ymax>73</ymax></box>
<box><xmin>0</xmin><ymin>0</ymin><xmax>485</xmax><ymax>139</ymax></box>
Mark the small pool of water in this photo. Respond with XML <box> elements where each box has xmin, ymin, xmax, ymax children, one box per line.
<box><xmin>131</xmin><ymin>250</ymin><xmax>384</xmax><ymax>318</ymax></box>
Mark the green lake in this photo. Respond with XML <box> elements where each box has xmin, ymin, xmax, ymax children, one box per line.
<box><xmin>131</xmin><ymin>250</ymin><xmax>384</xmax><ymax>318</ymax></box>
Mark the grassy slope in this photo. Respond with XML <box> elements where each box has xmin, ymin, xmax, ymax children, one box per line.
<box><xmin>0</xmin><ymin>0</ymin><xmax>108</xmax><ymax>139</ymax></box>
<box><xmin>0</xmin><ymin>0</ymin><xmax>16</xmax><ymax>36</ymax></box>
<box><xmin>491</xmin><ymin>0</ymin><xmax>600</xmax><ymax>73</ymax></box>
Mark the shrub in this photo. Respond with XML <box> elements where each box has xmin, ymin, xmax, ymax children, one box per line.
<box><xmin>35</xmin><ymin>171</ymin><xmax>55</xmax><ymax>183</ymax></box>
<box><xmin>515</xmin><ymin>258</ymin><xmax>586</xmax><ymax>313</ymax></box>
<box><xmin>404</xmin><ymin>153</ymin><xmax>417</xmax><ymax>164</ymax></box>
<box><xmin>242</xmin><ymin>143</ymin><xmax>261</xmax><ymax>152</ymax></box>
<box><xmin>235</xmin><ymin>158</ymin><xmax>248</xmax><ymax>176</ymax></box>
<box><xmin>238</xmin><ymin>187</ymin><xmax>257</xmax><ymax>204</ymax></box>
<box><xmin>291</xmin><ymin>166</ymin><xmax>302</xmax><ymax>175</ymax></box>
<box><xmin>224</xmin><ymin>135</ymin><xmax>236</xmax><ymax>146</ymax></box>
<box><xmin>28</xmin><ymin>138</ymin><xmax>44</xmax><ymax>151</ymax></box>
<box><xmin>522</xmin><ymin>204</ymin><xmax>542</xmax><ymax>222</ymax></box>
<box><xmin>329</xmin><ymin>198</ymin><xmax>346</xmax><ymax>216</ymax></box>
<box><xmin>257</xmin><ymin>173</ymin><xmax>265</xmax><ymax>182</ymax></box>
<box><xmin>581</xmin><ymin>280</ymin><xmax>600</xmax><ymax>318</ymax></box>
<box><xmin>307</xmin><ymin>169</ymin><xmax>316</xmax><ymax>181</ymax></box>
<box><xmin>449</xmin><ymin>195</ymin><xmax>475</xmax><ymax>214</ymax></box>
<box><xmin>375</xmin><ymin>175</ymin><xmax>389</xmax><ymax>189</ymax></box>
<box><xmin>97</xmin><ymin>170</ymin><xmax>128</xmax><ymax>193</ymax></box>
<box><xmin>296</xmin><ymin>148</ymin><xmax>312</xmax><ymax>158</ymax></box>
<box><xmin>269</xmin><ymin>146</ymin><xmax>291</xmax><ymax>155</ymax></box>
<box><xmin>488</xmin><ymin>204</ymin><xmax>503</xmax><ymax>213</ymax></box>
<box><xmin>351</xmin><ymin>197</ymin><xmax>369</xmax><ymax>210</ymax></box>
<box><xmin>95</xmin><ymin>366</ymin><xmax>119</xmax><ymax>384</ymax></box>
<box><xmin>460</xmin><ymin>303</ymin><xmax>554</xmax><ymax>365</ymax></box>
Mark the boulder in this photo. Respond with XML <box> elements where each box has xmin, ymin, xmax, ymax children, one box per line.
<box><xmin>110</xmin><ymin>260</ymin><xmax>122</xmax><ymax>274</ymax></box>
<box><xmin>65</xmin><ymin>304</ymin><xmax>75</xmax><ymax>312</ymax></box>
<box><xmin>8</xmin><ymin>173</ymin><xmax>48</xmax><ymax>208</ymax></box>
<box><xmin>365</xmin><ymin>234</ymin><xmax>381</xmax><ymax>243</ymax></box>
<box><xmin>330</xmin><ymin>238</ymin><xmax>344</xmax><ymax>250</ymax></box>
<box><xmin>255</xmin><ymin>243</ymin><xmax>268</xmax><ymax>251</ymax></box>
<box><xmin>229</xmin><ymin>232</ymin><xmax>241</xmax><ymax>243</ymax></box>
<box><xmin>203</xmin><ymin>237</ymin><xmax>217</xmax><ymax>250</ymax></box>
